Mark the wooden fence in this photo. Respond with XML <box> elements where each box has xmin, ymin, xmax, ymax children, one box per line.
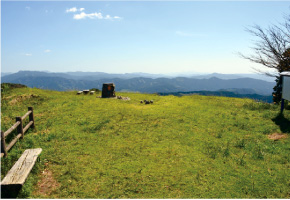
<box><xmin>1</xmin><ymin>107</ymin><xmax>35</xmax><ymax>158</ymax></box>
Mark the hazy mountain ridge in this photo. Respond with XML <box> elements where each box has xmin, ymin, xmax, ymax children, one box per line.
<box><xmin>1</xmin><ymin>70</ymin><xmax>275</xmax><ymax>82</ymax></box>
<box><xmin>191</xmin><ymin>73</ymin><xmax>275</xmax><ymax>82</ymax></box>
<box><xmin>1</xmin><ymin>71</ymin><xmax>167</xmax><ymax>81</ymax></box>
<box><xmin>1</xmin><ymin>72</ymin><xmax>13</xmax><ymax>77</ymax></box>
<box><xmin>1</xmin><ymin>71</ymin><xmax>275</xmax><ymax>96</ymax></box>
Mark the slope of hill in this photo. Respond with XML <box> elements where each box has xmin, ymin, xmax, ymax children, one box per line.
<box><xmin>1</xmin><ymin>86</ymin><xmax>289</xmax><ymax>198</ymax></box>
<box><xmin>1</xmin><ymin>71</ymin><xmax>275</xmax><ymax>95</ymax></box>
<box><xmin>158</xmin><ymin>90</ymin><xmax>273</xmax><ymax>103</ymax></box>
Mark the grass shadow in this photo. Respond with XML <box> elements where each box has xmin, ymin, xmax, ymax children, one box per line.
<box><xmin>272</xmin><ymin>113</ymin><xmax>290</xmax><ymax>133</ymax></box>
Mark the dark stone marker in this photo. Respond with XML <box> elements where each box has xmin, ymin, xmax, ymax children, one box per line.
<box><xmin>102</xmin><ymin>83</ymin><xmax>116</xmax><ymax>98</ymax></box>
<box><xmin>83</xmin><ymin>90</ymin><xmax>90</xmax><ymax>94</ymax></box>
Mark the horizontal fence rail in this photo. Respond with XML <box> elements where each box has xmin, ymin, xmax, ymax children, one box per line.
<box><xmin>1</xmin><ymin>107</ymin><xmax>35</xmax><ymax>158</ymax></box>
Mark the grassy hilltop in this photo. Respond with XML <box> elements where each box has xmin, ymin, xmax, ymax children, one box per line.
<box><xmin>1</xmin><ymin>85</ymin><xmax>290</xmax><ymax>198</ymax></box>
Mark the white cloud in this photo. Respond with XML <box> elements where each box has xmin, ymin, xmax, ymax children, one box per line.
<box><xmin>66</xmin><ymin>7</ymin><xmax>85</xmax><ymax>13</ymax></box>
<box><xmin>66</xmin><ymin>7</ymin><xmax>78</xmax><ymax>13</ymax></box>
<box><xmin>73</xmin><ymin>12</ymin><xmax>101</xmax><ymax>20</ymax></box>
<box><xmin>25</xmin><ymin>53</ymin><xmax>32</xmax><ymax>56</ymax></box>
<box><xmin>25</xmin><ymin>6</ymin><xmax>31</xmax><ymax>10</ymax></box>
<box><xmin>104</xmin><ymin>15</ymin><xmax>111</xmax><ymax>19</ymax></box>
<box><xmin>74</xmin><ymin>12</ymin><xmax>102</xmax><ymax>20</ymax></box>
<box><xmin>73</xmin><ymin>11</ymin><xmax>121</xmax><ymax>20</ymax></box>
<box><xmin>65</xmin><ymin>7</ymin><xmax>121</xmax><ymax>20</ymax></box>
<box><xmin>44</xmin><ymin>49</ymin><xmax>51</xmax><ymax>53</ymax></box>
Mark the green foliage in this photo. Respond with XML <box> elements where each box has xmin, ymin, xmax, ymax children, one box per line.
<box><xmin>1</xmin><ymin>88</ymin><xmax>290</xmax><ymax>198</ymax></box>
<box><xmin>1</xmin><ymin>83</ymin><xmax>27</xmax><ymax>90</ymax></box>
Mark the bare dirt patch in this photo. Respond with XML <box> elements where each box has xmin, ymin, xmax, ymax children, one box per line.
<box><xmin>268</xmin><ymin>133</ymin><xmax>288</xmax><ymax>140</ymax></box>
<box><xmin>34</xmin><ymin>168</ymin><xmax>60</xmax><ymax>197</ymax></box>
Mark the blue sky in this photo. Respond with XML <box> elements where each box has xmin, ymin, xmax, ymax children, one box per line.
<box><xmin>1</xmin><ymin>1</ymin><xmax>290</xmax><ymax>74</ymax></box>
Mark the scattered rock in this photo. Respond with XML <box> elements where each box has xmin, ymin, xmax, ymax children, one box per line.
<box><xmin>117</xmin><ymin>96</ymin><xmax>130</xmax><ymax>101</ymax></box>
<box><xmin>97</xmin><ymin>96</ymin><xmax>130</xmax><ymax>101</ymax></box>
<box><xmin>142</xmin><ymin>100</ymin><xmax>154</xmax><ymax>104</ymax></box>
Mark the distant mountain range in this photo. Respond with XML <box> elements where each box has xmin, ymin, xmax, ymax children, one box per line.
<box><xmin>1</xmin><ymin>71</ymin><xmax>275</xmax><ymax>97</ymax></box>
<box><xmin>1</xmin><ymin>72</ymin><xmax>13</xmax><ymax>77</ymax></box>
<box><xmin>190</xmin><ymin>73</ymin><xmax>276</xmax><ymax>82</ymax></box>
<box><xmin>1</xmin><ymin>70</ymin><xmax>275</xmax><ymax>82</ymax></box>
<box><xmin>1</xmin><ymin>71</ymin><xmax>167</xmax><ymax>80</ymax></box>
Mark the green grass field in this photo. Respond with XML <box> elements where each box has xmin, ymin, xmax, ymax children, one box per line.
<box><xmin>1</xmin><ymin>86</ymin><xmax>290</xmax><ymax>198</ymax></box>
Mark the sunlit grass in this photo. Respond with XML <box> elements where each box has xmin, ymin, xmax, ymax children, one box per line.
<box><xmin>1</xmin><ymin>87</ymin><xmax>289</xmax><ymax>198</ymax></box>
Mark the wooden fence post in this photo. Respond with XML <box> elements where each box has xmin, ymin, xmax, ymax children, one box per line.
<box><xmin>28</xmin><ymin>107</ymin><xmax>35</xmax><ymax>129</ymax></box>
<box><xmin>1</xmin><ymin>131</ymin><xmax>7</xmax><ymax>157</ymax></box>
<box><xmin>16</xmin><ymin>117</ymin><xmax>24</xmax><ymax>139</ymax></box>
